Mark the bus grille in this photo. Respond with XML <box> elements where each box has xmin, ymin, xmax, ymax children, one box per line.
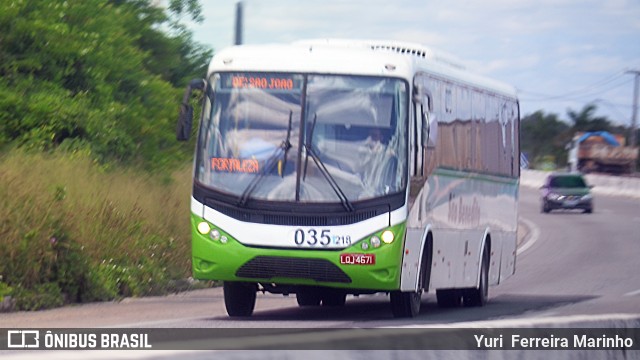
<box><xmin>236</xmin><ymin>256</ymin><xmax>352</xmax><ymax>283</ymax></box>
<box><xmin>263</xmin><ymin>211</ymin><xmax>377</xmax><ymax>226</ymax></box>
<box><xmin>203</xmin><ymin>198</ymin><xmax>382</xmax><ymax>226</ymax></box>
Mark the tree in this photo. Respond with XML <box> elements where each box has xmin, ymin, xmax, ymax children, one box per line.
<box><xmin>111</xmin><ymin>0</ymin><xmax>212</xmax><ymax>86</ymax></box>
<box><xmin>520</xmin><ymin>111</ymin><xmax>569</xmax><ymax>168</ymax></box>
<box><xmin>0</xmin><ymin>0</ymin><xmax>212</xmax><ymax>168</ymax></box>
<box><xmin>567</xmin><ymin>103</ymin><xmax>613</xmax><ymax>133</ymax></box>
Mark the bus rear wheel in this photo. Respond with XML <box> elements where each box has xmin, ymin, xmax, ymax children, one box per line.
<box><xmin>463</xmin><ymin>247</ymin><xmax>489</xmax><ymax>307</ymax></box>
<box><xmin>436</xmin><ymin>289</ymin><xmax>462</xmax><ymax>308</ymax></box>
<box><xmin>223</xmin><ymin>281</ymin><xmax>257</xmax><ymax>317</ymax></box>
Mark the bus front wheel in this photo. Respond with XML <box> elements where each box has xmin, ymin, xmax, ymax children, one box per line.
<box><xmin>223</xmin><ymin>281</ymin><xmax>257</xmax><ymax>317</ymax></box>
<box><xmin>390</xmin><ymin>290</ymin><xmax>421</xmax><ymax>318</ymax></box>
<box><xmin>296</xmin><ymin>290</ymin><xmax>321</xmax><ymax>307</ymax></box>
<box><xmin>390</xmin><ymin>235</ymin><xmax>431</xmax><ymax>318</ymax></box>
<box><xmin>321</xmin><ymin>290</ymin><xmax>346</xmax><ymax>307</ymax></box>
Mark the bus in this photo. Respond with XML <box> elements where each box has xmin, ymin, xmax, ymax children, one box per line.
<box><xmin>176</xmin><ymin>39</ymin><xmax>520</xmax><ymax>318</ymax></box>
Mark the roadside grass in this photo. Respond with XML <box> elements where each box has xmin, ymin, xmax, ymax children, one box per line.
<box><xmin>0</xmin><ymin>149</ymin><xmax>196</xmax><ymax>310</ymax></box>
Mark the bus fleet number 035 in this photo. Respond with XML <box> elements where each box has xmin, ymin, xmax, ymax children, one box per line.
<box><xmin>294</xmin><ymin>229</ymin><xmax>351</xmax><ymax>247</ymax></box>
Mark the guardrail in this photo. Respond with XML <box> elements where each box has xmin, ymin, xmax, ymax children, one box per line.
<box><xmin>520</xmin><ymin>169</ymin><xmax>640</xmax><ymax>199</ymax></box>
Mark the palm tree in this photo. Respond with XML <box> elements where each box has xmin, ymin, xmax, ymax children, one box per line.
<box><xmin>567</xmin><ymin>104</ymin><xmax>613</xmax><ymax>133</ymax></box>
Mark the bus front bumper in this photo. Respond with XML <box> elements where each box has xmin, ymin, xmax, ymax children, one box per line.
<box><xmin>191</xmin><ymin>214</ymin><xmax>405</xmax><ymax>292</ymax></box>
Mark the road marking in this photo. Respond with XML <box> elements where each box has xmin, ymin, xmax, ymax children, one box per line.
<box><xmin>103</xmin><ymin>316</ymin><xmax>207</xmax><ymax>328</ymax></box>
<box><xmin>517</xmin><ymin>216</ymin><xmax>539</xmax><ymax>256</ymax></box>
<box><xmin>624</xmin><ymin>289</ymin><xmax>640</xmax><ymax>297</ymax></box>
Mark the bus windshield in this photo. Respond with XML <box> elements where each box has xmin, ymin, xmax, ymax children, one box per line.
<box><xmin>196</xmin><ymin>72</ymin><xmax>408</xmax><ymax>204</ymax></box>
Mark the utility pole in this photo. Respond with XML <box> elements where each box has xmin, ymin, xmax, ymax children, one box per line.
<box><xmin>234</xmin><ymin>2</ymin><xmax>244</xmax><ymax>45</ymax></box>
<box><xmin>627</xmin><ymin>70</ymin><xmax>639</xmax><ymax>173</ymax></box>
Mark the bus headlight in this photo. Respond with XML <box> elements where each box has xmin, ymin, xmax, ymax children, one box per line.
<box><xmin>381</xmin><ymin>230</ymin><xmax>395</xmax><ymax>244</ymax></box>
<box><xmin>210</xmin><ymin>229</ymin><xmax>221</xmax><ymax>240</ymax></box>
<box><xmin>197</xmin><ymin>221</ymin><xmax>211</xmax><ymax>235</ymax></box>
<box><xmin>370</xmin><ymin>236</ymin><xmax>381</xmax><ymax>248</ymax></box>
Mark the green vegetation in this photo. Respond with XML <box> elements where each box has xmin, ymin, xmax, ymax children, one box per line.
<box><xmin>0</xmin><ymin>150</ymin><xmax>194</xmax><ymax>310</ymax></box>
<box><xmin>0</xmin><ymin>0</ymin><xmax>210</xmax><ymax>168</ymax></box>
<box><xmin>0</xmin><ymin>281</ymin><xmax>11</xmax><ymax>301</ymax></box>
<box><xmin>0</xmin><ymin>0</ymin><xmax>211</xmax><ymax>310</ymax></box>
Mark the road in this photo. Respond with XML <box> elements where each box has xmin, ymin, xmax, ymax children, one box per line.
<box><xmin>490</xmin><ymin>184</ymin><xmax>640</xmax><ymax>320</ymax></box>
<box><xmin>2</xmin><ymin>186</ymin><xmax>639</xmax><ymax>329</ymax></box>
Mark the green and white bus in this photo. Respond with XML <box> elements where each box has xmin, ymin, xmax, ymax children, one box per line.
<box><xmin>176</xmin><ymin>39</ymin><xmax>520</xmax><ymax>318</ymax></box>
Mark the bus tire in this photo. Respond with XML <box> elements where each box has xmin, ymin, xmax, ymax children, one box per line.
<box><xmin>390</xmin><ymin>234</ymin><xmax>431</xmax><ymax>318</ymax></box>
<box><xmin>463</xmin><ymin>245</ymin><xmax>489</xmax><ymax>307</ymax></box>
<box><xmin>223</xmin><ymin>281</ymin><xmax>257</xmax><ymax>317</ymax></box>
<box><xmin>436</xmin><ymin>289</ymin><xmax>462</xmax><ymax>308</ymax></box>
<box><xmin>296</xmin><ymin>290</ymin><xmax>321</xmax><ymax>307</ymax></box>
<box><xmin>390</xmin><ymin>290</ymin><xmax>421</xmax><ymax>318</ymax></box>
<box><xmin>321</xmin><ymin>290</ymin><xmax>346</xmax><ymax>307</ymax></box>
<box><xmin>420</xmin><ymin>234</ymin><xmax>433</xmax><ymax>292</ymax></box>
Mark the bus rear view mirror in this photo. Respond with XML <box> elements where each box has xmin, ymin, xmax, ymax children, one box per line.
<box><xmin>176</xmin><ymin>104</ymin><xmax>193</xmax><ymax>141</ymax></box>
<box><xmin>176</xmin><ymin>79</ymin><xmax>205</xmax><ymax>141</ymax></box>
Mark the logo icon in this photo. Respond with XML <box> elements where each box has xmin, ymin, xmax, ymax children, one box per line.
<box><xmin>7</xmin><ymin>330</ymin><xmax>40</xmax><ymax>348</ymax></box>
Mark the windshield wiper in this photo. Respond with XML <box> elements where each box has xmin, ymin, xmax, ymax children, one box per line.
<box><xmin>302</xmin><ymin>113</ymin><xmax>316</xmax><ymax>181</ymax></box>
<box><xmin>238</xmin><ymin>110</ymin><xmax>293</xmax><ymax>207</ymax></box>
<box><xmin>302</xmin><ymin>113</ymin><xmax>354</xmax><ymax>212</ymax></box>
<box><xmin>280</xmin><ymin>110</ymin><xmax>293</xmax><ymax>178</ymax></box>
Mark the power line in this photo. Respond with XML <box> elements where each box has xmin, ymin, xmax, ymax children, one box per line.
<box><xmin>517</xmin><ymin>71</ymin><xmax>625</xmax><ymax>99</ymax></box>
<box><xmin>592</xmin><ymin>99</ymin><xmax>631</xmax><ymax>121</ymax></box>
<box><xmin>578</xmin><ymin>72</ymin><xmax>629</xmax><ymax>91</ymax></box>
<box><xmin>519</xmin><ymin>76</ymin><xmax>632</xmax><ymax>102</ymax></box>
<box><xmin>565</xmin><ymin>78</ymin><xmax>632</xmax><ymax>101</ymax></box>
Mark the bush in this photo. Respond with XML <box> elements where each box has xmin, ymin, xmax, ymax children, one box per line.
<box><xmin>12</xmin><ymin>283</ymin><xmax>64</xmax><ymax>311</ymax></box>
<box><xmin>0</xmin><ymin>281</ymin><xmax>11</xmax><ymax>301</ymax></box>
<box><xmin>0</xmin><ymin>149</ymin><xmax>193</xmax><ymax>310</ymax></box>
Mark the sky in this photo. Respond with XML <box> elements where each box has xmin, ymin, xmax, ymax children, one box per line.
<box><xmin>187</xmin><ymin>0</ymin><xmax>640</xmax><ymax>126</ymax></box>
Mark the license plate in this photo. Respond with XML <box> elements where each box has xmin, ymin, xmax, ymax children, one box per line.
<box><xmin>340</xmin><ymin>253</ymin><xmax>375</xmax><ymax>265</ymax></box>
<box><xmin>563</xmin><ymin>200</ymin><xmax>578</xmax><ymax>207</ymax></box>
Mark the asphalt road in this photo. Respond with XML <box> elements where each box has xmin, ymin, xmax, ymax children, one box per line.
<box><xmin>2</xmin><ymin>186</ymin><xmax>639</xmax><ymax>329</ymax></box>
<box><xmin>490</xmin><ymin>184</ymin><xmax>640</xmax><ymax>319</ymax></box>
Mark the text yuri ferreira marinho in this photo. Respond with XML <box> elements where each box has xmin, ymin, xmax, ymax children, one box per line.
<box><xmin>474</xmin><ymin>333</ymin><xmax>635</xmax><ymax>349</ymax></box>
